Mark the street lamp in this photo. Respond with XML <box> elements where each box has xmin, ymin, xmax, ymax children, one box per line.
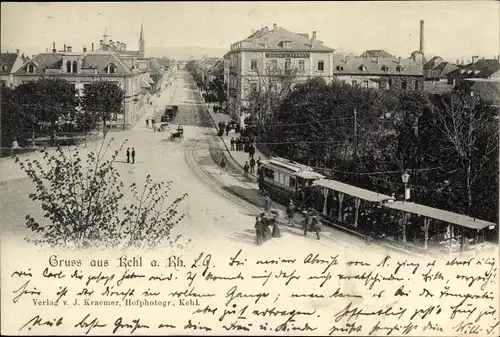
<box><xmin>401</xmin><ymin>171</ymin><xmax>410</xmax><ymax>203</ymax></box>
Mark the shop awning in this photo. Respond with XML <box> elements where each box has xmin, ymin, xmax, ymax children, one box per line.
<box><xmin>384</xmin><ymin>201</ymin><xmax>496</xmax><ymax>230</ymax></box>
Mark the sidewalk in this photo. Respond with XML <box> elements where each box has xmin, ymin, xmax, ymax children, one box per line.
<box><xmin>202</xmin><ymin>99</ymin><xmax>267</xmax><ymax>182</ymax></box>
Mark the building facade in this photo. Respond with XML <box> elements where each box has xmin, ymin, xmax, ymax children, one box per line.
<box><xmin>224</xmin><ymin>23</ymin><xmax>335</xmax><ymax>125</ymax></box>
<box><xmin>0</xmin><ymin>51</ymin><xmax>25</xmax><ymax>88</ymax></box>
<box><xmin>12</xmin><ymin>49</ymin><xmax>153</xmax><ymax>129</ymax></box>
<box><xmin>332</xmin><ymin>55</ymin><xmax>424</xmax><ymax>90</ymax></box>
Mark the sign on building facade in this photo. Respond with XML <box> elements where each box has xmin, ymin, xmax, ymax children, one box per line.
<box><xmin>265</xmin><ymin>52</ymin><xmax>310</xmax><ymax>58</ymax></box>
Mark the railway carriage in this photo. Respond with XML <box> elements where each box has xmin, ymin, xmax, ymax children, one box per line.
<box><xmin>258</xmin><ymin>157</ymin><xmax>325</xmax><ymax>207</ymax></box>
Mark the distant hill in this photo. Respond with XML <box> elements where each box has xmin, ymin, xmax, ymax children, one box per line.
<box><xmin>147</xmin><ymin>46</ymin><xmax>228</xmax><ymax>60</ymax></box>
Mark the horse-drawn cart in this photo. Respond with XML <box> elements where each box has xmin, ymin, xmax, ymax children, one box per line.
<box><xmin>170</xmin><ymin>127</ymin><xmax>184</xmax><ymax>141</ymax></box>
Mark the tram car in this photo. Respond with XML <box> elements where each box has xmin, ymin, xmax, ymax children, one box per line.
<box><xmin>258</xmin><ymin>157</ymin><xmax>325</xmax><ymax>207</ymax></box>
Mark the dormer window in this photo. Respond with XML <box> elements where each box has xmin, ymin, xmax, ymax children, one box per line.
<box><xmin>1</xmin><ymin>65</ymin><xmax>7</xmax><ymax>72</ymax></box>
<box><xmin>107</xmin><ymin>63</ymin><xmax>117</xmax><ymax>74</ymax></box>
<box><xmin>381</xmin><ymin>65</ymin><xmax>389</xmax><ymax>71</ymax></box>
<box><xmin>397</xmin><ymin>65</ymin><xmax>404</xmax><ymax>72</ymax></box>
<box><xmin>359</xmin><ymin>65</ymin><xmax>366</xmax><ymax>72</ymax></box>
<box><xmin>282</xmin><ymin>41</ymin><xmax>292</xmax><ymax>49</ymax></box>
<box><xmin>66</xmin><ymin>61</ymin><xmax>72</xmax><ymax>73</ymax></box>
<box><xmin>336</xmin><ymin>65</ymin><xmax>344</xmax><ymax>71</ymax></box>
<box><xmin>28</xmin><ymin>63</ymin><xmax>35</xmax><ymax>73</ymax></box>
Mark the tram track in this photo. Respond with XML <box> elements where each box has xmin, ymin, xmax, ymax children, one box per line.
<box><xmin>182</xmin><ymin>127</ymin><xmax>365</xmax><ymax>252</ymax></box>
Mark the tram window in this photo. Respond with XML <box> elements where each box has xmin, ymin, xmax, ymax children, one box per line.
<box><xmin>274</xmin><ymin>172</ymin><xmax>280</xmax><ymax>183</ymax></box>
<box><xmin>284</xmin><ymin>175</ymin><xmax>290</xmax><ymax>187</ymax></box>
<box><xmin>265</xmin><ymin>168</ymin><xmax>274</xmax><ymax>180</ymax></box>
<box><xmin>289</xmin><ymin>177</ymin><xmax>296</xmax><ymax>188</ymax></box>
<box><xmin>279</xmin><ymin>173</ymin><xmax>285</xmax><ymax>185</ymax></box>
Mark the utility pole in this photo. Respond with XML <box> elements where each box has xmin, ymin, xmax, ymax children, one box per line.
<box><xmin>353</xmin><ymin>108</ymin><xmax>358</xmax><ymax>161</ymax></box>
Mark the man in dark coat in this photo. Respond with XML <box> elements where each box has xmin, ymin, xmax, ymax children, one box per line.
<box><xmin>249</xmin><ymin>158</ymin><xmax>256</xmax><ymax>173</ymax></box>
<box><xmin>243</xmin><ymin>161</ymin><xmax>250</xmax><ymax>178</ymax></box>
<box><xmin>131</xmin><ymin>148</ymin><xmax>136</xmax><ymax>164</ymax></box>
<box><xmin>249</xmin><ymin>145</ymin><xmax>255</xmax><ymax>159</ymax></box>
<box><xmin>230</xmin><ymin>137</ymin><xmax>235</xmax><ymax>151</ymax></box>
<box><xmin>126</xmin><ymin>148</ymin><xmax>130</xmax><ymax>163</ymax></box>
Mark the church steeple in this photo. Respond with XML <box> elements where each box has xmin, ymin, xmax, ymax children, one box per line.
<box><xmin>139</xmin><ymin>23</ymin><xmax>145</xmax><ymax>58</ymax></box>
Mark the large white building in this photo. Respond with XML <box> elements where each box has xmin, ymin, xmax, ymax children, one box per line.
<box><xmin>224</xmin><ymin>23</ymin><xmax>335</xmax><ymax>125</ymax></box>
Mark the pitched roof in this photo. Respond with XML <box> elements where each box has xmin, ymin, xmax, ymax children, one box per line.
<box><xmin>359</xmin><ymin>50</ymin><xmax>394</xmax><ymax>58</ymax></box>
<box><xmin>423</xmin><ymin>56</ymin><xmax>444</xmax><ymax>71</ymax></box>
<box><xmin>429</xmin><ymin>62</ymin><xmax>458</xmax><ymax>79</ymax></box>
<box><xmin>81</xmin><ymin>53</ymin><xmax>133</xmax><ymax>75</ymax></box>
<box><xmin>148</xmin><ymin>58</ymin><xmax>163</xmax><ymax>73</ymax></box>
<box><xmin>447</xmin><ymin>59</ymin><xmax>500</xmax><ymax>78</ymax></box>
<box><xmin>332</xmin><ymin>55</ymin><xmax>424</xmax><ymax>76</ymax></box>
<box><xmin>471</xmin><ymin>80</ymin><xmax>500</xmax><ymax>104</ymax></box>
<box><xmin>234</xmin><ymin>26</ymin><xmax>333</xmax><ymax>52</ymax></box>
<box><xmin>15</xmin><ymin>53</ymin><xmax>65</xmax><ymax>74</ymax></box>
<box><xmin>0</xmin><ymin>53</ymin><xmax>20</xmax><ymax>74</ymax></box>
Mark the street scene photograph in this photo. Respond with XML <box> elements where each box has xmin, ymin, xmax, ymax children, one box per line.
<box><xmin>0</xmin><ymin>2</ymin><xmax>499</xmax><ymax>336</ymax></box>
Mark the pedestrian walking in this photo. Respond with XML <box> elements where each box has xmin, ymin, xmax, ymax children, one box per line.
<box><xmin>309</xmin><ymin>215</ymin><xmax>322</xmax><ymax>240</ymax></box>
<box><xmin>257</xmin><ymin>156</ymin><xmax>262</xmax><ymax>168</ymax></box>
<box><xmin>243</xmin><ymin>161</ymin><xmax>250</xmax><ymax>178</ymax></box>
<box><xmin>230</xmin><ymin>137</ymin><xmax>235</xmax><ymax>151</ymax></box>
<box><xmin>152</xmin><ymin>119</ymin><xmax>156</xmax><ymax>133</ymax></box>
<box><xmin>302</xmin><ymin>210</ymin><xmax>311</xmax><ymax>236</ymax></box>
<box><xmin>249</xmin><ymin>158</ymin><xmax>255</xmax><ymax>173</ymax></box>
<box><xmin>146</xmin><ymin>118</ymin><xmax>149</xmax><ymax>128</ymax></box>
<box><xmin>131</xmin><ymin>148</ymin><xmax>136</xmax><ymax>164</ymax></box>
<box><xmin>249</xmin><ymin>145</ymin><xmax>255</xmax><ymax>159</ymax></box>
<box><xmin>286</xmin><ymin>200</ymin><xmax>295</xmax><ymax>224</ymax></box>
<box><xmin>126</xmin><ymin>148</ymin><xmax>130</xmax><ymax>163</ymax></box>
<box><xmin>225</xmin><ymin>124</ymin><xmax>230</xmax><ymax>136</ymax></box>
<box><xmin>220</xmin><ymin>157</ymin><xmax>226</xmax><ymax>175</ymax></box>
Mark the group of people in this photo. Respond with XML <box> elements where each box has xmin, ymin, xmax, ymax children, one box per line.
<box><xmin>254</xmin><ymin>211</ymin><xmax>281</xmax><ymax>245</ymax></box>
<box><xmin>145</xmin><ymin>118</ymin><xmax>156</xmax><ymax>130</ymax></box>
<box><xmin>126</xmin><ymin>147</ymin><xmax>136</xmax><ymax>164</ymax></box>
<box><xmin>230</xmin><ymin>136</ymin><xmax>256</xmax><ymax>155</ymax></box>
<box><xmin>287</xmin><ymin>199</ymin><xmax>322</xmax><ymax>240</ymax></box>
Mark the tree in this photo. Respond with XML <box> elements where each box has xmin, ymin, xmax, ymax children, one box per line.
<box><xmin>81</xmin><ymin>80</ymin><xmax>125</xmax><ymax>137</ymax></box>
<box><xmin>0</xmin><ymin>86</ymin><xmax>21</xmax><ymax>152</ymax></box>
<box><xmin>15</xmin><ymin>138</ymin><xmax>188</xmax><ymax>249</ymax></box>
<box><xmin>432</xmin><ymin>91</ymin><xmax>498</xmax><ymax>215</ymax></box>
<box><xmin>243</xmin><ymin>61</ymin><xmax>299</xmax><ymax>133</ymax></box>
<box><xmin>9</xmin><ymin>78</ymin><xmax>78</xmax><ymax>146</ymax></box>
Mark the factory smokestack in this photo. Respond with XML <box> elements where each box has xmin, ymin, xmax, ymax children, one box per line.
<box><xmin>419</xmin><ymin>20</ymin><xmax>425</xmax><ymax>54</ymax></box>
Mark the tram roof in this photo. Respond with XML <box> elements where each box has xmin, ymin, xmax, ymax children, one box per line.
<box><xmin>261</xmin><ymin>157</ymin><xmax>314</xmax><ymax>173</ymax></box>
<box><xmin>297</xmin><ymin>171</ymin><xmax>325</xmax><ymax>180</ymax></box>
<box><xmin>313</xmin><ymin>179</ymin><xmax>394</xmax><ymax>203</ymax></box>
<box><xmin>384</xmin><ymin>201</ymin><xmax>497</xmax><ymax>230</ymax></box>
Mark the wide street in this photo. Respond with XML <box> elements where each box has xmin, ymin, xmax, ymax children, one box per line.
<box><xmin>0</xmin><ymin>70</ymin><xmax>410</xmax><ymax>261</ymax></box>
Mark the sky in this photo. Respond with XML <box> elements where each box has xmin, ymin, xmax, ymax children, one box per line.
<box><xmin>1</xmin><ymin>1</ymin><xmax>499</xmax><ymax>61</ymax></box>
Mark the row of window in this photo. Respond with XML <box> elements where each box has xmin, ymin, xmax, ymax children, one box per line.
<box><xmin>24</xmin><ymin>62</ymin><xmax>118</xmax><ymax>74</ymax></box>
<box><xmin>249</xmin><ymin>59</ymin><xmax>324</xmax><ymax>72</ymax></box>
<box><xmin>349</xmin><ymin>79</ymin><xmax>419</xmax><ymax>90</ymax></box>
<box><xmin>263</xmin><ymin>168</ymin><xmax>296</xmax><ymax>189</ymax></box>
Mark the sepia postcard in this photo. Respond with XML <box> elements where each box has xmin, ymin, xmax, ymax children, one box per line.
<box><xmin>1</xmin><ymin>1</ymin><xmax>499</xmax><ymax>335</ymax></box>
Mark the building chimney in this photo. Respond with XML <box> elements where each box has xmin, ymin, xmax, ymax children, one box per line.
<box><xmin>263</xmin><ymin>38</ymin><xmax>268</xmax><ymax>47</ymax></box>
<box><xmin>312</xmin><ymin>31</ymin><xmax>317</xmax><ymax>40</ymax></box>
<box><xmin>273</xmin><ymin>23</ymin><xmax>277</xmax><ymax>31</ymax></box>
<box><xmin>264</xmin><ymin>26</ymin><xmax>269</xmax><ymax>33</ymax></box>
<box><xmin>64</xmin><ymin>44</ymin><xmax>67</xmax><ymax>52</ymax></box>
<box><xmin>419</xmin><ymin>20</ymin><xmax>424</xmax><ymax>54</ymax></box>
<box><xmin>376</xmin><ymin>55</ymin><xmax>379</xmax><ymax>64</ymax></box>
<box><xmin>16</xmin><ymin>49</ymin><xmax>20</xmax><ymax>55</ymax></box>
<box><xmin>116</xmin><ymin>40</ymin><xmax>120</xmax><ymax>50</ymax></box>
<box><xmin>92</xmin><ymin>42</ymin><xmax>94</xmax><ymax>51</ymax></box>
<box><xmin>52</xmin><ymin>42</ymin><xmax>56</xmax><ymax>53</ymax></box>
<box><xmin>83</xmin><ymin>47</ymin><xmax>87</xmax><ymax>53</ymax></box>
<box><xmin>67</xmin><ymin>45</ymin><xmax>72</xmax><ymax>53</ymax></box>
<box><xmin>398</xmin><ymin>56</ymin><xmax>402</xmax><ymax>64</ymax></box>
<box><xmin>124</xmin><ymin>43</ymin><xmax>127</xmax><ymax>51</ymax></box>
<box><xmin>251</xmin><ymin>29</ymin><xmax>255</xmax><ymax>34</ymax></box>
